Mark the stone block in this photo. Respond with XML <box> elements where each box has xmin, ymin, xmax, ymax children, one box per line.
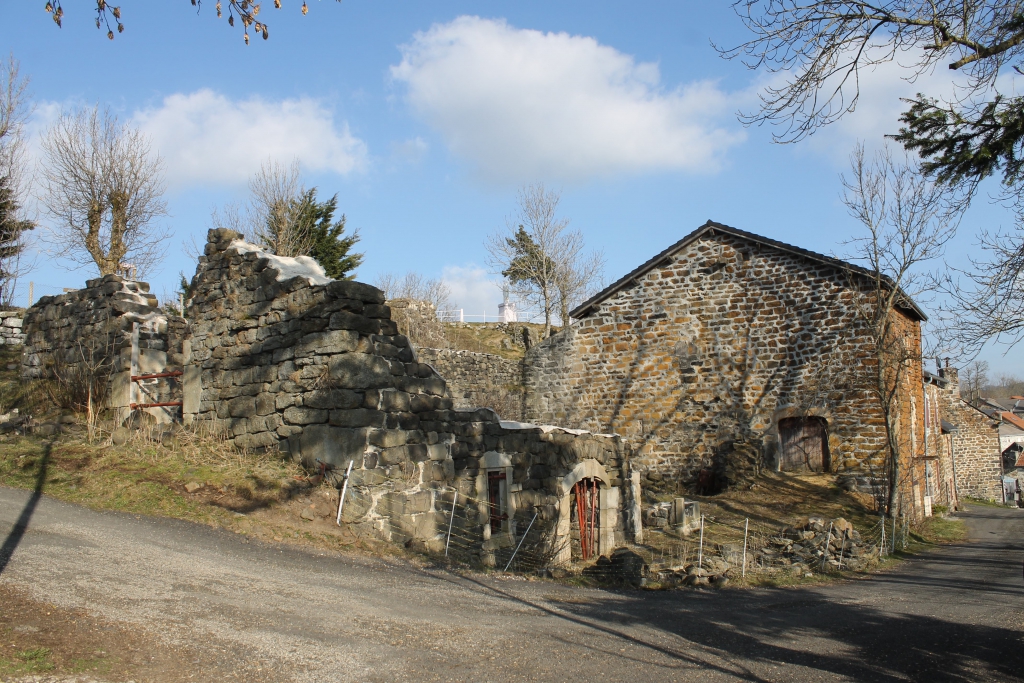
<box><xmin>228</xmin><ymin>396</ymin><xmax>257</xmax><ymax>418</ymax></box>
<box><xmin>369</xmin><ymin>429</ymin><xmax>408</xmax><ymax>448</ymax></box>
<box><xmin>326</xmin><ymin>280</ymin><xmax>385</xmax><ymax>304</ymax></box>
<box><xmin>428</xmin><ymin>443</ymin><xmax>448</xmax><ymax>461</ymax></box>
<box><xmin>283</xmin><ymin>406</ymin><xmax>328</xmax><ymax>425</ymax></box>
<box><xmin>294</xmin><ymin>424</ymin><xmax>368</xmax><ymax>469</ymax></box>
<box><xmin>295</xmin><ymin>329</ymin><xmax>358</xmax><ymax>357</ymax></box>
<box><xmin>348</xmin><ymin>468</ymin><xmax>386</xmax><ymax>487</ymax></box>
<box><xmin>329</xmin><ymin>408</ymin><xmax>386</xmax><ymax>428</ymax></box>
<box><xmin>329</xmin><ymin>353</ymin><xmax>393</xmax><ymax>389</ymax></box>
<box><xmin>340</xmin><ymin>488</ymin><xmax>373</xmax><ymax>523</ymax></box>
<box><xmin>379</xmin><ymin>446</ymin><xmax>410</xmax><ymax>466</ymax></box>
<box><xmin>304</xmin><ymin>388</ymin><xmax>363</xmax><ymax>410</ymax></box>
<box><xmin>381</xmin><ymin>390</ymin><xmax>411</xmax><ymax>412</ymax></box>
<box><xmin>256</xmin><ymin>392</ymin><xmax>276</xmax><ymax>416</ymax></box>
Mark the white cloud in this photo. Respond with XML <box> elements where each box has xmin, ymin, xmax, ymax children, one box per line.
<box><xmin>390</xmin><ymin>16</ymin><xmax>744</xmax><ymax>183</ymax></box>
<box><xmin>132</xmin><ymin>89</ymin><xmax>368</xmax><ymax>188</ymax></box>
<box><xmin>441</xmin><ymin>264</ymin><xmax>504</xmax><ymax>320</ymax></box>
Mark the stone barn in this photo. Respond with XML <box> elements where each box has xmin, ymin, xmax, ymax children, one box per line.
<box><xmin>523</xmin><ymin>220</ymin><xmax>927</xmax><ymax>503</ymax></box>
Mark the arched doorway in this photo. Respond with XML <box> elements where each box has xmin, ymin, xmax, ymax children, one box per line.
<box><xmin>570</xmin><ymin>478</ymin><xmax>600</xmax><ymax>561</ymax></box>
<box><xmin>778</xmin><ymin>416</ymin><xmax>830</xmax><ymax>472</ymax></box>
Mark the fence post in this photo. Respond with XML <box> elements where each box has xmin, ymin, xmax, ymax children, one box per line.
<box><xmin>445</xmin><ymin>490</ymin><xmax>458</xmax><ymax>557</ymax></box>
<box><xmin>335</xmin><ymin>460</ymin><xmax>354</xmax><ymax>526</ymax></box>
<box><xmin>880</xmin><ymin>515</ymin><xmax>886</xmax><ymax>558</ymax></box>
<box><xmin>837</xmin><ymin>529</ymin><xmax>847</xmax><ymax>570</ymax></box>
<box><xmin>891</xmin><ymin>514</ymin><xmax>897</xmax><ymax>554</ymax></box>
<box><xmin>27</xmin><ymin>281</ymin><xmax>33</xmax><ymax>307</ymax></box>
<box><xmin>820</xmin><ymin>522</ymin><xmax>833</xmax><ymax>571</ymax></box>
<box><xmin>698</xmin><ymin>514</ymin><xmax>705</xmax><ymax>570</ymax></box>
<box><xmin>504</xmin><ymin>511</ymin><xmax>538</xmax><ymax>573</ymax></box>
<box><xmin>742</xmin><ymin>518</ymin><xmax>749</xmax><ymax>578</ymax></box>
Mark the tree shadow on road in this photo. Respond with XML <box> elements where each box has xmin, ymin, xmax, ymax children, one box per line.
<box><xmin>419</xmin><ymin>518</ymin><xmax>1024</xmax><ymax>682</ymax></box>
<box><xmin>0</xmin><ymin>440</ymin><xmax>52</xmax><ymax>575</ymax></box>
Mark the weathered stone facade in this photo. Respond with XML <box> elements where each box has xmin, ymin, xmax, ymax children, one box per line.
<box><xmin>416</xmin><ymin>347</ymin><xmax>523</xmax><ymax>416</ymax></box>
<box><xmin>21</xmin><ymin>275</ymin><xmax>186</xmax><ymax>421</ymax></box>
<box><xmin>935</xmin><ymin>367</ymin><xmax>1003</xmax><ymax>501</ymax></box>
<box><xmin>185</xmin><ymin>229</ymin><xmax>635</xmax><ymax>561</ymax></box>
<box><xmin>523</xmin><ymin>221</ymin><xmax>926</xmax><ymax>495</ymax></box>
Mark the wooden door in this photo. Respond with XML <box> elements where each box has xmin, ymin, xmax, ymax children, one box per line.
<box><xmin>778</xmin><ymin>417</ymin><xmax>829</xmax><ymax>472</ymax></box>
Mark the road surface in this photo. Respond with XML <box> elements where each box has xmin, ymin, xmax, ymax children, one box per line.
<box><xmin>2</xmin><ymin>486</ymin><xmax>1022</xmax><ymax>682</ymax></box>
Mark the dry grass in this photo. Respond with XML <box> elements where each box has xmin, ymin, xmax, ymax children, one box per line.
<box><xmin>442</xmin><ymin>322</ymin><xmax>551</xmax><ymax>360</ymax></box>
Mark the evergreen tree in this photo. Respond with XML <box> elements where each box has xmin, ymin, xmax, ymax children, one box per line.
<box><xmin>292</xmin><ymin>189</ymin><xmax>363</xmax><ymax>280</ymax></box>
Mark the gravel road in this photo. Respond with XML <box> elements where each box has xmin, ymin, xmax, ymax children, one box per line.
<box><xmin>2</xmin><ymin>487</ymin><xmax>1023</xmax><ymax>682</ymax></box>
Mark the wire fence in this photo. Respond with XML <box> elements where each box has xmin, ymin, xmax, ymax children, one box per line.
<box><xmin>431</xmin><ymin>487</ymin><xmax>564</xmax><ymax>573</ymax></box>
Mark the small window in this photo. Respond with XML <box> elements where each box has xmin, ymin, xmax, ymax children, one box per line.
<box><xmin>487</xmin><ymin>471</ymin><xmax>507</xmax><ymax>531</ymax></box>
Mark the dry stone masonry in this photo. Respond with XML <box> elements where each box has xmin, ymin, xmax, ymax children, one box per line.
<box><xmin>416</xmin><ymin>347</ymin><xmax>523</xmax><ymax>415</ymax></box>
<box><xmin>524</xmin><ymin>222</ymin><xmax>926</xmax><ymax>498</ymax></box>
<box><xmin>21</xmin><ymin>275</ymin><xmax>186</xmax><ymax>422</ymax></box>
<box><xmin>185</xmin><ymin>229</ymin><xmax>636</xmax><ymax>562</ymax></box>
<box><xmin>0</xmin><ymin>310</ymin><xmax>24</xmax><ymax>346</ymax></box>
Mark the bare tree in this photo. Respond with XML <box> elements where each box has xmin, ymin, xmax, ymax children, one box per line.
<box><xmin>934</xmin><ymin>217</ymin><xmax>1024</xmax><ymax>354</ymax></box>
<box><xmin>720</xmin><ymin>2</ymin><xmax>1023</xmax><ymax>146</ymax></box>
<box><xmin>40</xmin><ymin>106</ymin><xmax>169</xmax><ymax>278</ymax></box>
<box><xmin>373</xmin><ymin>271</ymin><xmax>454</xmax><ymax>311</ymax></box>
<box><xmin>243</xmin><ymin>159</ymin><xmax>313</xmax><ymax>257</ymax></box>
<box><xmin>486</xmin><ymin>184</ymin><xmax>603</xmax><ymax>339</ymax></box>
<box><xmin>960</xmin><ymin>359</ymin><xmax>990</xmax><ymax>403</ymax></box>
<box><xmin>841</xmin><ymin>142</ymin><xmax>958</xmax><ymax>516</ymax></box>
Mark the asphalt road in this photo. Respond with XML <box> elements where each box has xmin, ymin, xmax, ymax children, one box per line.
<box><xmin>1</xmin><ymin>487</ymin><xmax>1023</xmax><ymax>683</ymax></box>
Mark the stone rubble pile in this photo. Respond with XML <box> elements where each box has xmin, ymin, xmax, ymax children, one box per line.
<box><xmin>758</xmin><ymin>516</ymin><xmax>873</xmax><ymax>572</ymax></box>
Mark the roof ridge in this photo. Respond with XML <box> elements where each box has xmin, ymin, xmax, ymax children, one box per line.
<box><xmin>569</xmin><ymin>220</ymin><xmax>926</xmax><ymax>321</ymax></box>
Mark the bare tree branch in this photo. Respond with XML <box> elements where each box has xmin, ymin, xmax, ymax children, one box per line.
<box><xmin>40</xmin><ymin>106</ymin><xmax>169</xmax><ymax>279</ymax></box>
<box><xmin>840</xmin><ymin>141</ymin><xmax>958</xmax><ymax>514</ymax></box>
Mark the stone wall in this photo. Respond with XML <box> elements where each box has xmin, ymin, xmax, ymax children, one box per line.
<box><xmin>416</xmin><ymin>347</ymin><xmax>524</xmax><ymax>418</ymax></box>
<box><xmin>186</xmin><ymin>229</ymin><xmax>635</xmax><ymax>562</ymax></box>
<box><xmin>523</xmin><ymin>225</ymin><xmax>924</xmax><ymax>494</ymax></box>
<box><xmin>21</xmin><ymin>275</ymin><xmax>186</xmax><ymax>421</ymax></box>
<box><xmin>0</xmin><ymin>310</ymin><xmax>24</xmax><ymax>346</ymax></box>
<box><xmin>936</xmin><ymin>367</ymin><xmax>1003</xmax><ymax>501</ymax></box>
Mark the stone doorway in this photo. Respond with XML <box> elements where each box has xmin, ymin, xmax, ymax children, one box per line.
<box><xmin>778</xmin><ymin>416</ymin><xmax>830</xmax><ymax>472</ymax></box>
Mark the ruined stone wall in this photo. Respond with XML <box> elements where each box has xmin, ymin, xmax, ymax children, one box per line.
<box><xmin>416</xmin><ymin>347</ymin><xmax>524</xmax><ymax>418</ymax></box>
<box><xmin>21</xmin><ymin>275</ymin><xmax>186</xmax><ymax>419</ymax></box>
<box><xmin>523</xmin><ymin>230</ymin><xmax>923</xmax><ymax>492</ymax></box>
<box><xmin>187</xmin><ymin>229</ymin><xmax>633</xmax><ymax>561</ymax></box>
<box><xmin>0</xmin><ymin>310</ymin><xmax>24</xmax><ymax>346</ymax></box>
<box><xmin>937</xmin><ymin>368</ymin><xmax>1002</xmax><ymax>501</ymax></box>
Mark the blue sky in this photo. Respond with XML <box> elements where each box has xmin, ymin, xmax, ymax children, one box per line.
<box><xmin>3</xmin><ymin>1</ymin><xmax>1022</xmax><ymax>376</ymax></box>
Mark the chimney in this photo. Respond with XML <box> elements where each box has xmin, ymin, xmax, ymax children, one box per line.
<box><xmin>938</xmin><ymin>365</ymin><xmax>959</xmax><ymax>394</ymax></box>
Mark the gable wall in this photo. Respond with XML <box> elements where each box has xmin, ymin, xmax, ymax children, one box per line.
<box><xmin>936</xmin><ymin>368</ymin><xmax>1003</xmax><ymax>501</ymax></box>
<box><xmin>524</xmin><ymin>231</ymin><xmax>921</xmax><ymax>492</ymax></box>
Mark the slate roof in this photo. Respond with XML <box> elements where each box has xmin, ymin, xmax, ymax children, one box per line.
<box><xmin>570</xmin><ymin>220</ymin><xmax>927</xmax><ymax>321</ymax></box>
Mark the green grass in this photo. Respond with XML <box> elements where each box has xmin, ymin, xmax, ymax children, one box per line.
<box><xmin>0</xmin><ymin>647</ymin><xmax>55</xmax><ymax>675</ymax></box>
<box><xmin>0</xmin><ymin>430</ymin><xmax>301</xmax><ymax>527</ymax></box>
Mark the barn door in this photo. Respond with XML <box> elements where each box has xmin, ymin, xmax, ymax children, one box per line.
<box><xmin>778</xmin><ymin>417</ymin><xmax>829</xmax><ymax>472</ymax></box>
